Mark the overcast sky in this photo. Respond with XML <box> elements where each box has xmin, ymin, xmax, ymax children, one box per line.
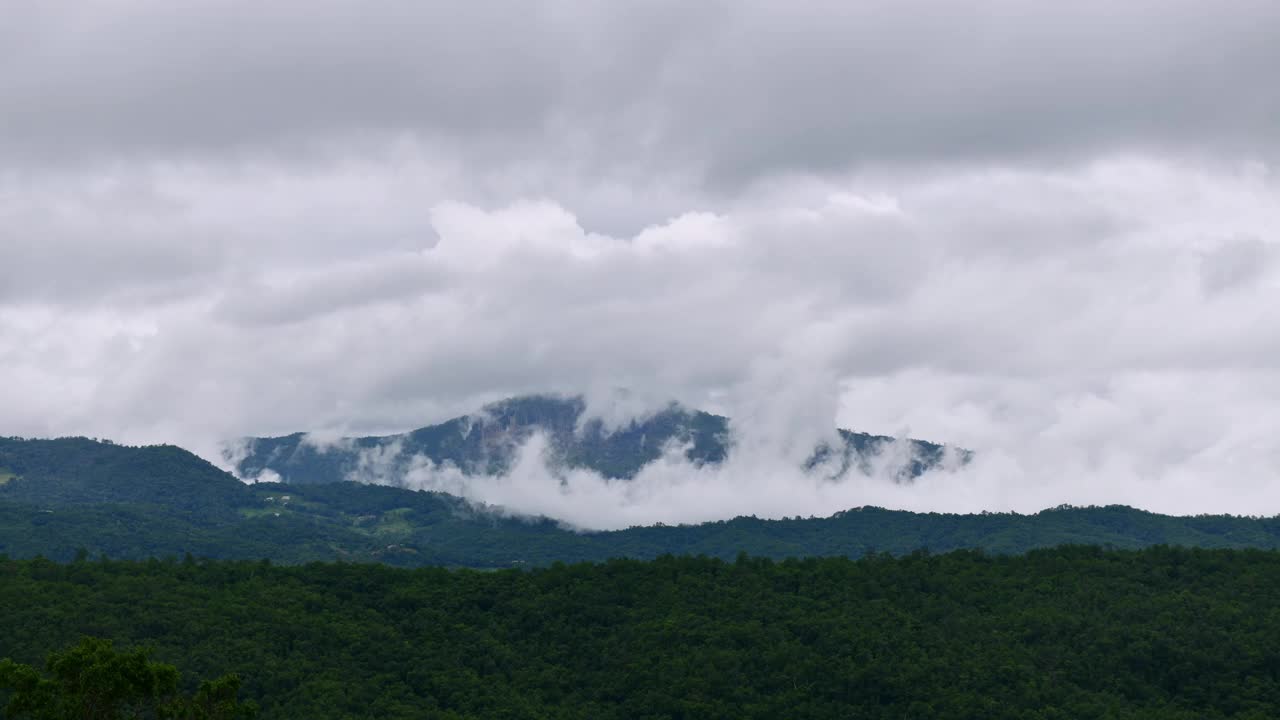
<box><xmin>4</xmin><ymin>1</ymin><xmax>1280</xmax><ymax>521</ymax></box>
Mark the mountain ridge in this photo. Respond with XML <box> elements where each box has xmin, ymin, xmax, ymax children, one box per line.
<box><xmin>231</xmin><ymin>394</ymin><xmax>966</xmax><ymax>487</ymax></box>
<box><xmin>5</xmin><ymin>435</ymin><xmax>1280</xmax><ymax>567</ymax></box>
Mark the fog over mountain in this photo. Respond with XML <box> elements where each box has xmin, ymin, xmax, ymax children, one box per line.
<box><xmin>4</xmin><ymin>2</ymin><xmax>1280</xmax><ymax>523</ymax></box>
<box><xmin>226</xmin><ymin>394</ymin><xmax>967</xmax><ymax>529</ymax></box>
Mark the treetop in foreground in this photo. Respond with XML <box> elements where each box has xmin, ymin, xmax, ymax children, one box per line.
<box><xmin>0</xmin><ymin>637</ymin><xmax>255</xmax><ymax>720</ymax></box>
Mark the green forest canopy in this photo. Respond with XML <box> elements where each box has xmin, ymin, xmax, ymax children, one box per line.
<box><xmin>0</xmin><ymin>637</ymin><xmax>254</xmax><ymax>720</ymax></box>
<box><xmin>4</xmin><ymin>547</ymin><xmax>1280</xmax><ymax>719</ymax></box>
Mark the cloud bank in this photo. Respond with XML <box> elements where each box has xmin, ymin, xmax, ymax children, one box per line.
<box><xmin>3</xmin><ymin>2</ymin><xmax>1280</xmax><ymax>522</ymax></box>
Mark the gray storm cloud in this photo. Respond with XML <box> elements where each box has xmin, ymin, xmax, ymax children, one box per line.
<box><xmin>2</xmin><ymin>3</ymin><xmax>1280</xmax><ymax>523</ymax></box>
<box><xmin>5</xmin><ymin>1</ymin><xmax>1280</xmax><ymax>180</ymax></box>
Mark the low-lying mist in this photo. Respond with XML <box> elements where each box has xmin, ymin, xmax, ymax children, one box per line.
<box><xmin>287</xmin><ymin>379</ymin><xmax>1280</xmax><ymax>532</ymax></box>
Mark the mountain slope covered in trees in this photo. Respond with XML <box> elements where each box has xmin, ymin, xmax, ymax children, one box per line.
<box><xmin>5</xmin><ymin>436</ymin><xmax>1280</xmax><ymax>566</ymax></box>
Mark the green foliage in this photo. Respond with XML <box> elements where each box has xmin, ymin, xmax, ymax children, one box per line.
<box><xmin>4</xmin><ymin>549</ymin><xmax>1280</xmax><ymax>718</ymax></box>
<box><xmin>0</xmin><ymin>437</ymin><xmax>249</xmax><ymax>523</ymax></box>
<box><xmin>0</xmin><ymin>637</ymin><xmax>254</xmax><ymax>719</ymax></box>
<box><xmin>5</xmin><ymin>436</ymin><xmax>1280</xmax><ymax>568</ymax></box>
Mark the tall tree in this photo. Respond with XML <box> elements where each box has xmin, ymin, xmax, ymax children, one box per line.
<box><xmin>0</xmin><ymin>637</ymin><xmax>255</xmax><ymax>720</ymax></box>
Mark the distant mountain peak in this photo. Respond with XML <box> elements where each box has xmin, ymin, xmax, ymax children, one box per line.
<box><xmin>231</xmin><ymin>393</ymin><xmax>968</xmax><ymax>487</ymax></box>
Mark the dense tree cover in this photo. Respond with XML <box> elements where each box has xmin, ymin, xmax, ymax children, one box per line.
<box><xmin>4</xmin><ymin>548</ymin><xmax>1280</xmax><ymax>718</ymax></box>
<box><xmin>6</xmin><ymin>436</ymin><xmax>1280</xmax><ymax>567</ymax></box>
<box><xmin>0</xmin><ymin>637</ymin><xmax>255</xmax><ymax>719</ymax></box>
<box><xmin>0</xmin><ymin>437</ymin><xmax>250</xmax><ymax>522</ymax></box>
<box><xmin>6</xmin><ymin>479</ymin><xmax>1280</xmax><ymax>567</ymax></box>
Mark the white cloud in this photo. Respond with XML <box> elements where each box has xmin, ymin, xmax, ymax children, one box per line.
<box><xmin>3</xmin><ymin>3</ymin><xmax>1280</xmax><ymax>523</ymax></box>
<box><xmin>5</xmin><ymin>155</ymin><xmax>1280</xmax><ymax>521</ymax></box>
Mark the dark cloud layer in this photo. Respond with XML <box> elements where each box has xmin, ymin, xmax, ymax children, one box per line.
<box><xmin>4</xmin><ymin>1</ymin><xmax>1280</xmax><ymax>180</ymax></box>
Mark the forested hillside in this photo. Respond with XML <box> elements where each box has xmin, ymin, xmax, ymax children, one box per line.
<box><xmin>5</xmin><ymin>548</ymin><xmax>1280</xmax><ymax>718</ymax></box>
<box><xmin>5</xmin><ymin>436</ymin><xmax>1280</xmax><ymax>566</ymax></box>
<box><xmin>0</xmin><ymin>436</ymin><xmax>250</xmax><ymax>520</ymax></box>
